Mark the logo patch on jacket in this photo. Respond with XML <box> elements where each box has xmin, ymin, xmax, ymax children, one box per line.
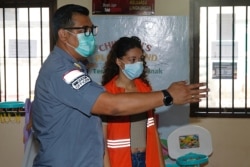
<box><xmin>63</xmin><ymin>70</ymin><xmax>91</xmax><ymax>89</ymax></box>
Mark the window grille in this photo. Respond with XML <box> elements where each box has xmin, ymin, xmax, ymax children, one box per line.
<box><xmin>0</xmin><ymin>0</ymin><xmax>56</xmax><ymax>102</ymax></box>
<box><xmin>190</xmin><ymin>0</ymin><xmax>250</xmax><ymax>117</ymax></box>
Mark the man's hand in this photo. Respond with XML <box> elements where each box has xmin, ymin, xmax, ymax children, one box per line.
<box><xmin>167</xmin><ymin>81</ymin><xmax>209</xmax><ymax>105</ymax></box>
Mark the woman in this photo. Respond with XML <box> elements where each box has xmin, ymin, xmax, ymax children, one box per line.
<box><xmin>101</xmin><ymin>36</ymin><xmax>165</xmax><ymax>167</ymax></box>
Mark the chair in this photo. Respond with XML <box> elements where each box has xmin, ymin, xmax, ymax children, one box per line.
<box><xmin>22</xmin><ymin>98</ymin><xmax>39</xmax><ymax>167</ymax></box>
<box><xmin>166</xmin><ymin>125</ymin><xmax>213</xmax><ymax>167</ymax></box>
<box><xmin>23</xmin><ymin>98</ymin><xmax>32</xmax><ymax>149</ymax></box>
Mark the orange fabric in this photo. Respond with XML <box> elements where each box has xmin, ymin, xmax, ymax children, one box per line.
<box><xmin>104</xmin><ymin>76</ymin><xmax>162</xmax><ymax>167</ymax></box>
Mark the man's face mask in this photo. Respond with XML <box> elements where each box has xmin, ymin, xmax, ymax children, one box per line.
<box><xmin>67</xmin><ymin>31</ymin><xmax>96</xmax><ymax>57</ymax></box>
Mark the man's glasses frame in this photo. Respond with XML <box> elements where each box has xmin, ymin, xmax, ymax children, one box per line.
<box><xmin>64</xmin><ymin>25</ymin><xmax>98</xmax><ymax>36</ymax></box>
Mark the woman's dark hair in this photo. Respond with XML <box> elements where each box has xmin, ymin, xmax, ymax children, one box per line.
<box><xmin>52</xmin><ymin>4</ymin><xmax>89</xmax><ymax>42</ymax></box>
<box><xmin>101</xmin><ymin>36</ymin><xmax>150</xmax><ymax>86</ymax></box>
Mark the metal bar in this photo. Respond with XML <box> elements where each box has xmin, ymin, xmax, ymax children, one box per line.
<box><xmin>232</xmin><ymin>6</ymin><xmax>235</xmax><ymax>112</ymax></box>
<box><xmin>28</xmin><ymin>5</ymin><xmax>31</xmax><ymax>99</ymax></box>
<box><xmin>245</xmin><ymin>6</ymin><xmax>248</xmax><ymax>110</ymax></box>
<box><xmin>206</xmin><ymin>6</ymin><xmax>209</xmax><ymax>113</ymax></box>
<box><xmin>0</xmin><ymin>8</ymin><xmax>3</xmax><ymax>102</ymax></box>
<box><xmin>40</xmin><ymin>6</ymin><xmax>44</xmax><ymax>64</ymax></box>
<box><xmin>15</xmin><ymin>3</ymin><xmax>19</xmax><ymax>101</ymax></box>
<box><xmin>3</xmin><ymin>7</ymin><xmax>7</xmax><ymax>101</ymax></box>
<box><xmin>219</xmin><ymin>6</ymin><xmax>222</xmax><ymax>113</ymax></box>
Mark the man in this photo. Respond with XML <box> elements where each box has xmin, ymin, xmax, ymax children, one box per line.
<box><xmin>31</xmin><ymin>4</ymin><xmax>209</xmax><ymax>167</ymax></box>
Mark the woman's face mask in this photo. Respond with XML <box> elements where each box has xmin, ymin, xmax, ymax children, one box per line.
<box><xmin>122</xmin><ymin>61</ymin><xmax>144</xmax><ymax>80</ymax></box>
<box><xmin>67</xmin><ymin>31</ymin><xmax>96</xmax><ymax>57</ymax></box>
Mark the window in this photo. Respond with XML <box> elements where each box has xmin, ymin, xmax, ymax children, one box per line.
<box><xmin>0</xmin><ymin>0</ymin><xmax>56</xmax><ymax>101</ymax></box>
<box><xmin>190</xmin><ymin>0</ymin><xmax>250</xmax><ymax>117</ymax></box>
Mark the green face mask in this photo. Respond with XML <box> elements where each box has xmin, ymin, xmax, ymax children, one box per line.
<box><xmin>67</xmin><ymin>31</ymin><xmax>96</xmax><ymax>57</ymax></box>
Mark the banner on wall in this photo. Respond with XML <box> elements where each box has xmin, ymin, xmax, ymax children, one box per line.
<box><xmin>90</xmin><ymin>16</ymin><xmax>189</xmax><ymax>163</ymax></box>
<box><xmin>92</xmin><ymin>0</ymin><xmax>155</xmax><ymax>15</ymax></box>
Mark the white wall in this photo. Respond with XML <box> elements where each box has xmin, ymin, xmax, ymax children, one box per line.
<box><xmin>190</xmin><ymin>118</ymin><xmax>250</xmax><ymax>167</ymax></box>
<box><xmin>0</xmin><ymin>119</ymin><xmax>25</xmax><ymax>167</ymax></box>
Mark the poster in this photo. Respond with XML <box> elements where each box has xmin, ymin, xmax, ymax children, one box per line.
<box><xmin>92</xmin><ymin>0</ymin><xmax>155</xmax><ymax>15</ymax></box>
<box><xmin>212</xmin><ymin>62</ymin><xmax>237</xmax><ymax>79</ymax></box>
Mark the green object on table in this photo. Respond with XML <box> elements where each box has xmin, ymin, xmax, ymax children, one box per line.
<box><xmin>0</xmin><ymin>101</ymin><xmax>24</xmax><ymax>109</ymax></box>
<box><xmin>176</xmin><ymin>152</ymin><xmax>208</xmax><ymax>166</ymax></box>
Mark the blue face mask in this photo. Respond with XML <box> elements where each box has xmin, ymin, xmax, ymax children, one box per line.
<box><xmin>122</xmin><ymin>61</ymin><xmax>144</xmax><ymax>80</ymax></box>
<box><xmin>67</xmin><ymin>32</ymin><xmax>96</xmax><ymax>57</ymax></box>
